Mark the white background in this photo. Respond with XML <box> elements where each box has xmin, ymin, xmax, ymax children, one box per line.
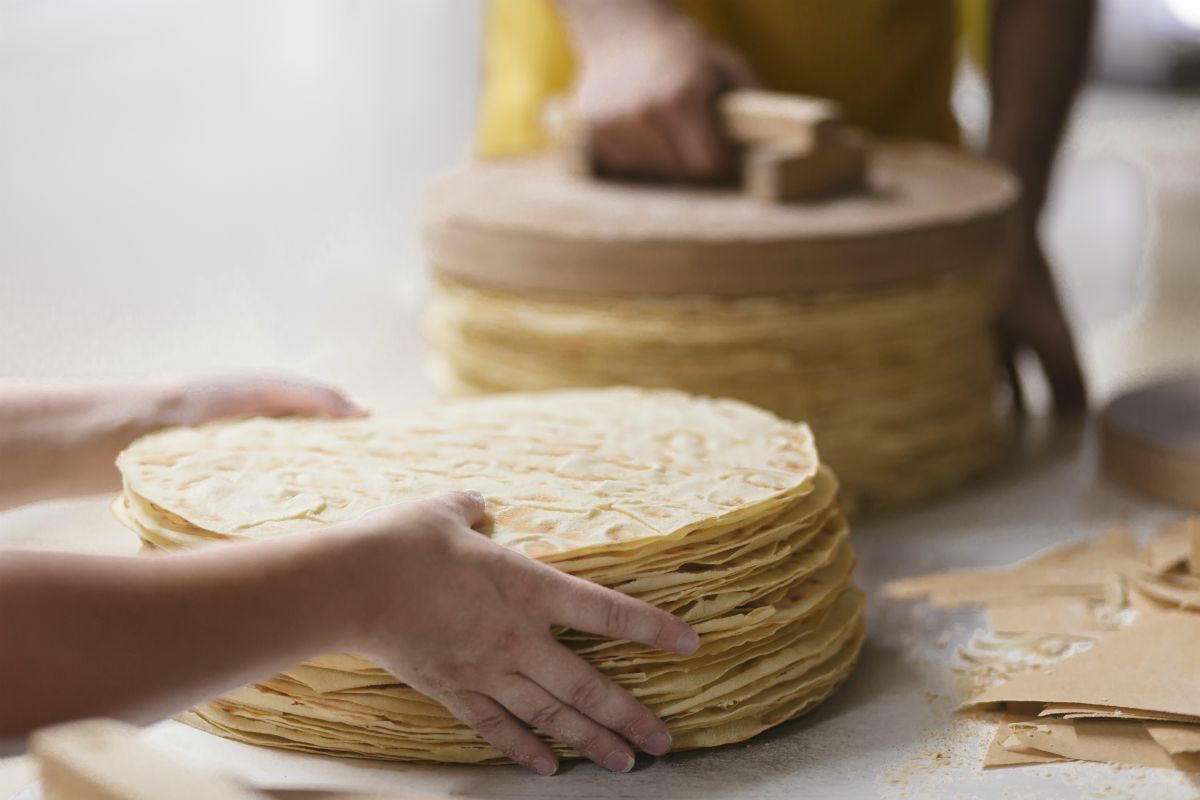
<box><xmin>1</xmin><ymin>0</ymin><xmax>481</xmax><ymax>409</ymax></box>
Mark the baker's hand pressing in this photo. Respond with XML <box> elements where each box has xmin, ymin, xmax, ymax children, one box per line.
<box><xmin>344</xmin><ymin>490</ymin><xmax>699</xmax><ymax>775</ymax></box>
<box><xmin>560</xmin><ymin>0</ymin><xmax>756</xmax><ymax>180</ymax></box>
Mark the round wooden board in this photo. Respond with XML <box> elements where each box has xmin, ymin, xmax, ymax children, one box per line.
<box><xmin>422</xmin><ymin>141</ymin><xmax>1018</xmax><ymax>297</ymax></box>
<box><xmin>1101</xmin><ymin>375</ymin><xmax>1200</xmax><ymax>510</ymax></box>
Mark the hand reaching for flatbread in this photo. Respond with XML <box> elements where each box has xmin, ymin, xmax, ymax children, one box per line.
<box><xmin>346</xmin><ymin>490</ymin><xmax>700</xmax><ymax>774</ymax></box>
<box><xmin>0</xmin><ymin>374</ymin><xmax>364</xmax><ymax>509</ymax></box>
<box><xmin>166</xmin><ymin>374</ymin><xmax>367</xmax><ymax>426</ymax></box>
<box><xmin>0</xmin><ymin>489</ymin><xmax>693</xmax><ymax>767</ymax></box>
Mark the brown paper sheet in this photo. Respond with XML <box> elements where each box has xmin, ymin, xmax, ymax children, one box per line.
<box><xmin>1040</xmin><ymin>703</ymin><xmax>1200</xmax><ymax>724</ymax></box>
<box><xmin>967</xmin><ymin>617</ymin><xmax>1200</xmax><ymax>718</ymax></box>
<box><xmin>1008</xmin><ymin>718</ymin><xmax>1200</xmax><ymax>771</ymax></box>
<box><xmin>885</xmin><ymin>529</ymin><xmax>1142</xmax><ymax>607</ymax></box>
<box><xmin>1191</xmin><ymin>520</ymin><xmax>1200</xmax><ymax>576</ymax></box>
<box><xmin>1131</xmin><ymin>570</ymin><xmax>1200</xmax><ymax>610</ymax></box>
<box><xmin>1128</xmin><ymin>586</ymin><xmax>1181</xmax><ymax>618</ymax></box>
<box><xmin>982</xmin><ymin>712</ymin><xmax>1068</xmax><ymax>768</ymax></box>
<box><xmin>1149</xmin><ymin>520</ymin><xmax>1196</xmax><ymax>573</ymax></box>
<box><xmin>1144</xmin><ymin>722</ymin><xmax>1200</xmax><ymax>754</ymax></box>
<box><xmin>986</xmin><ymin>598</ymin><xmax>1109</xmax><ymax>638</ymax></box>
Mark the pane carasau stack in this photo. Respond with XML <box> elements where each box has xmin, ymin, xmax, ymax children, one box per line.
<box><xmin>422</xmin><ymin>142</ymin><xmax>1018</xmax><ymax>513</ymax></box>
<box><xmin>113</xmin><ymin>388</ymin><xmax>863</xmax><ymax>764</ymax></box>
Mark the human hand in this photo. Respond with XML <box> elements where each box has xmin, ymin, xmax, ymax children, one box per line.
<box><xmin>0</xmin><ymin>374</ymin><xmax>364</xmax><ymax>509</ymax></box>
<box><xmin>997</xmin><ymin>229</ymin><xmax>1087</xmax><ymax>418</ymax></box>
<box><xmin>567</xmin><ymin>3</ymin><xmax>755</xmax><ymax>180</ymax></box>
<box><xmin>163</xmin><ymin>374</ymin><xmax>366</xmax><ymax>427</ymax></box>
<box><xmin>343</xmin><ymin>491</ymin><xmax>699</xmax><ymax>775</ymax></box>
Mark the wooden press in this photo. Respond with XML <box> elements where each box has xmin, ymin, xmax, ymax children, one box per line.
<box><xmin>421</xmin><ymin>91</ymin><xmax>1019</xmax><ymax>512</ymax></box>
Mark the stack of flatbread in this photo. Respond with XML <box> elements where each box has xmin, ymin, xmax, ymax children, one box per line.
<box><xmin>421</xmin><ymin>143</ymin><xmax>1018</xmax><ymax>515</ymax></box>
<box><xmin>113</xmin><ymin>388</ymin><xmax>864</xmax><ymax>763</ymax></box>
<box><xmin>426</xmin><ymin>268</ymin><xmax>1000</xmax><ymax>514</ymax></box>
<box><xmin>887</xmin><ymin>519</ymin><xmax>1200</xmax><ymax>773</ymax></box>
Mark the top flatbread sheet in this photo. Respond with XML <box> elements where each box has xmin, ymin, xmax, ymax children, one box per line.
<box><xmin>117</xmin><ymin>388</ymin><xmax>819</xmax><ymax>560</ymax></box>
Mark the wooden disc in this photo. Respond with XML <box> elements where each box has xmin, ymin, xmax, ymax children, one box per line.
<box><xmin>1101</xmin><ymin>375</ymin><xmax>1200</xmax><ymax>510</ymax></box>
<box><xmin>422</xmin><ymin>141</ymin><xmax>1018</xmax><ymax>297</ymax></box>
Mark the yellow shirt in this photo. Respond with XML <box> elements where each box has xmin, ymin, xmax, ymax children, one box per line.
<box><xmin>476</xmin><ymin>0</ymin><xmax>966</xmax><ymax>159</ymax></box>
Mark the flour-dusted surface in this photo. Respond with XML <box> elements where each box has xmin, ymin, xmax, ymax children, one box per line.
<box><xmin>2</xmin><ymin>428</ymin><xmax>1181</xmax><ymax>798</ymax></box>
<box><xmin>2</xmin><ymin>1</ymin><xmax>1198</xmax><ymax>789</ymax></box>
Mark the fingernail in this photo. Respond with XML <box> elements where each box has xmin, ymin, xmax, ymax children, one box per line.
<box><xmin>675</xmin><ymin>629</ymin><xmax>700</xmax><ymax>654</ymax></box>
<box><xmin>343</xmin><ymin>400</ymin><xmax>368</xmax><ymax>416</ymax></box>
<box><xmin>603</xmin><ymin>750</ymin><xmax>635</xmax><ymax>773</ymax></box>
<box><xmin>644</xmin><ymin>731</ymin><xmax>672</xmax><ymax>756</ymax></box>
<box><xmin>465</xmin><ymin>490</ymin><xmax>485</xmax><ymax>504</ymax></box>
<box><xmin>531</xmin><ymin>756</ymin><xmax>557</xmax><ymax>776</ymax></box>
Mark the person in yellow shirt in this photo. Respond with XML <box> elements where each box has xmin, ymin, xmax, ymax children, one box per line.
<box><xmin>477</xmin><ymin>0</ymin><xmax>1094</xmax><ymax>418</ymax></box>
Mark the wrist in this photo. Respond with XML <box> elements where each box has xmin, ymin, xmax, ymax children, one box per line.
<box><xmin>206</xmin><ymin>531</ymin><xmax>373</xmax><ymax>660</ymax></box>
<box><xmin>296</xmin><ymin>515</ymin><xmax>415</xmax><ymax>655</ymax></box>
<box><xmin>291</xmin><ymin>530</ymin><xmax>381</xmax><ymax>655</ymax></box>
<box><xmin>143</xmin><ymin>379</ymin><xmax>198</xmax><ymax>429</ymax></box>
<box><xmin>560</xmin><ymin>0</ymin><xmax>695</xmax><ymax>60</ymax></box>
<box><xmin>986</xmin><ymin>137</ymin><xmax>1053</xmax><ymax>223</ymax></box>
<box><xmin>66</xmin><ymin>383</ymin><xmax>179</xmax><ymax>493</ymax></box>
<box><xmin>322</xmin><ymin>506</ymin><xmax>463</xmax><ymax>659</ymax></box>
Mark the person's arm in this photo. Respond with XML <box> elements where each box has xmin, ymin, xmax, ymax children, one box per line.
<box><xmin>558</xmin><ymin>0</ymin><xmax>755</xmax><ymax>179</ymax></box>
<box><xmin>987</xmin><ymin>0</ymin><xmax>1096</xmax><ymax>416</ymax></box>
<box><xmin>0</xmin><ymin>492</ymin><xmax>696</xmax><ymax>775</ymax></box>
<box><xmin>0</xmin><ymin>376</ymin><xmax>364</xmax><ymax>510</ymax></box>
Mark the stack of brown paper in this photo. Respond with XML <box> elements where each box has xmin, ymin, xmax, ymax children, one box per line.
<box><xmin>886</xmin><ymin>519</ymin><xmax>1200</xmax><ymax>773</ymax></box>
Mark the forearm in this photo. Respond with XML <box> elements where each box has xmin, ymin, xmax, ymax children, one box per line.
<box><xmin>0</xmin><ymin>381</ymin><xmax>184</xmax><ymax>509</ymax></box>
<box><xmin>0</xmin><ymin>376</ymin><xmax>364</xmax><ymax>511</ymax></box>
<box><xmin>557</xmin><ymin>0</ymin><xmax>688</xmax><ymax>56</ymax></box>
<box><xmin>987</xmin><ymin>0</ymin><xmax>1096</xmax><ymax>224</ymax></box>
<box><xmin>0</xmin><ymin>532</ymin><xmax>358</xmax><ymax>743</ymax></box>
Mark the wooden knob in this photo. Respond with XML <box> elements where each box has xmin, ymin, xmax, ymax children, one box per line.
<box><xmin>719</xmin><ymin>91</ymin><xmax>840</xmax><ymax>150</ymax></box>
<box><xmin>563</xmin><ymin>90</ymin><xmax>868</xmax><ymax>204</ymax></box>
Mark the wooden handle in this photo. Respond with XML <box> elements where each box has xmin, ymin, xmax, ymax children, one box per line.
<box><xmin>563</xmin><ymin>90</ymin><xmax>868</xmax><ymax>204</ymax></box>
<box><xmin>719</xmin><ymin>91</ymin><xmax>840</xmax><ymax>151</ymax></box>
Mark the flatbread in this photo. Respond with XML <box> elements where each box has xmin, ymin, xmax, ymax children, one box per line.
<box><xmin>118</xmin><ymin>388</ymin><xmax>818</xmax><ymax>560</ymax></box>
<box><xmin>115</xmin><ymin>388</ymin><xmax>862</xmax><ymax>764</ymax></box>
<box><xmin>427</xmin><ymin>269</ymin><xmax>1001</xmax><ymax>513</ymax></box>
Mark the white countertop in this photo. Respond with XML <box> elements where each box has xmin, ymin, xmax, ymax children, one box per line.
<box><xmin>122</xmin><ymin>429</ymin><xmax>1200</xmax><ymax>800</ymax></box>
<box><xmin>5</xmin><ymin>427</ymin><xmax>1194</xmax><ymax>799</ymax></box>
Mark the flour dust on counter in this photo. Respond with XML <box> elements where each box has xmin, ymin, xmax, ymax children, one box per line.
<box><xmin>888</xmin><ymin>517</ymin><xmax>1200</xmax><ymax>773</ymax></box>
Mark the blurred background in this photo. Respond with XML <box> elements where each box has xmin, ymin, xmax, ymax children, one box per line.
<box><xmin>0</xmin><ymin>1</ymin><xmax>481</xmax><ymax>410</ymax></box>
<box><xmin>1</xmin><ymin>0</ymin><xmax>1198</xmax><ymax>411</ymax></box>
